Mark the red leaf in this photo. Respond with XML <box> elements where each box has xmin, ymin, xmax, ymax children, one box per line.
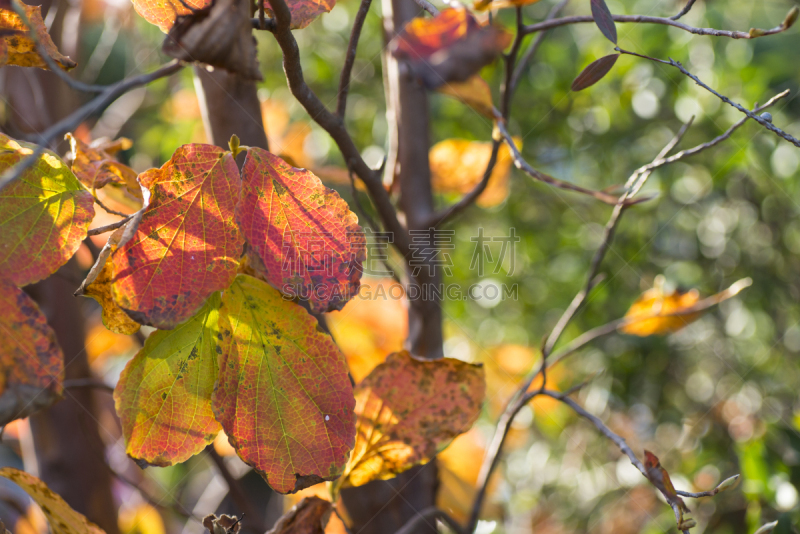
<box><xmin>590</xmin><ymin>0</ymin><xmax>617</xmax><ymax>44</ymax></box>
<box><xmin>110</xmin><ymin>144</ymin><xmax>243</xmax><ymax>329</ymax></box>
<box><xmin>237</xmin><ymin>148</ymin><xmax>365</xmax><ymax>313</ymax></box>
<box><xmin>0</xmin><ymin>276</ymin><xmax>63</xmax><ymax>426</ymax></box>
<box><xmin>114</xmin><ymin>294</ymin><xmax>222</xmax><ymax>467</ymax></box>
<box><xmin>213</xmin><ymin>275</ymin><xmax>356</xmax><ymax>494</ymax></box>
<box><xmin>570</xmin><ymin>53</ymin><xmax>619</xmax><ymax>91</ymax></box>
<box><xmin>0</xmin><ymin>134</ymin><xmax>95</xmax><ymax>287</ymax></box>
<box><xmin>343</xmin><ymin>351</ymin><xmax>485</xmax><ymax>488</ymax></box>
<box><xmin>264</xmin><ymin>0</ymin><xmax>335</xmax><ymax>29</ymax></box>
<box><xmin>392</xmin><ymin>8</ymin><xmax>512</xmax><ymax>88</ymax></box>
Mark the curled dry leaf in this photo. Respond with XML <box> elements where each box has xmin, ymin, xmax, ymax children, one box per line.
<box><xmin>0</xmin><ymin>134</ymin><xmax>95</xmax><ymax>287</ymax></box>
<box><xmin>392</xmin><ymin>8</ymin><xmax>511</xmax><ymax>89</ymax></box>
<box><xmin>0</xmin><ymin>277</ymin><xmax>63</xmax><ymax>426</ymax></box>
<box><xmin>213</xmin><ymin>275</ymin><xmax>356</xmax><ymax>494</ymax></box>
<box><xmin>0</xmin><ymin>1</ymin><xmax>76</xmax><ymax>70</ymax></box>
<box><xmin>265</xmin><ymin>496</ymin><xmax>332</xmax><ymax>534</ymax></box>
<box><xmin>0</xmin><ymin>467</ymin><xmax>106</xmax><ymax>534</ymax></box>
<box><xmin>342</xmin><ymin>351</ymin><xmax>485</xmax><ymax>489</ymax></box>
<box><xmin>436</xmin><ymin>75</ymin><xmax>496</xmax><ymax>119</ymax></box>
<box><xmin>203</xmin><ymin>514</ymin><xmax>242</xmax><ymax>534</ymax></box>
<box><xmin>237</xmin><ymin>148</ymin><xmax>366</xmax><ymax>314</ymax></box>
<box><xmin>110</xmin><ymin>143</ymin><xmax>243</xmax><ymax>329</ymax></box>
<box><xmin>66</xmin><ymin>133</ymin><xmax>139</xmax><ymax>192</ymax></box>
<box><xmin>643</xmin><ymin>451</ymin><xmax>690</xmax><ymax>514</ymax></box>
<box><xmin>132</xmin><ymin>0</ymin><xmax>210</xmax><ymax>32</ymax></box>
<box><xmin>430</xmin><ymin>137</ymin><xmax>521</xmax><ymax>207</ymax></box>
<box><xmin>115</xmin><ymin>294</ymin><xmax>222</xmax><ymax>466</ymax></box>
<box><xmin>263</xmin><ymin>0</ymin><xmax>335</xmax><ymax>30</ymax></box>
<box><xmin>162</xmin><ymin>0</ymin><xmax>262</xmax><ymax>81</ymax></box>
<box><xmin>571</xmin><ymin>53</ymin><xmax>619</xmax><ymax>91</ymax></box>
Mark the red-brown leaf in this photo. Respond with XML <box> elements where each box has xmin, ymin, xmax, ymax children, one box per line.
<box><xmin>590</xmin><ymin>0</ymin><xmax>617</xmax><ymax>44</ymax></box>
<box><xmin>266</xmin><ymin>497</ymin><xmax>332</xmax><ymax>534</ymax></box>
<box><xmin>110</xmin><ymin>144</ymin><xmax>243</xmax><ymax>329</ymax></box>
<box><xmin>571</xmin><ymin>53</ymin><xmax>619</xmax><ymax>91</ymax></box>
<box><xmin>264</xmin><ymin>0</ymin><xmax>335</xmax><ymax>29</ymax></box>
<box><xmin>237</xmin><ymin>148</ymin><xmax>365</xmax><ymax>313</ymax></box>
<box><xmin>0</xmin><ymin>276</ymin><xmax>63</xmax><ymax>426</ymax></box>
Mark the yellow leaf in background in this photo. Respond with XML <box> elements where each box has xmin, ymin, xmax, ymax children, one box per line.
<box><xmin>620</xmin><ymin>277</ymin><xmax>701</xmax><ymax>336</ymax></box>
<box><xmin>0</xmin><ymin>1</ymin><xmax>76</xmax><ymax>70</ymax></box>
<box><xmin>119</xmin><ymin>503</ymin><xmax>165</xmax><ymax>534</ymax></box>
<box><xmin>437</xmin><ymin>75</ymin><xmax>496</xmax><ymax>118</ymax></box>
<box><xmin>0</xmin><ymin>468</ymin><xmax>106</xmax><ymax>534</ymax></box>
<box><xmin>474</xmin><ymin>0</ymin><xmax>543</xmax><ymax>11</ymax></box>
<box><xmin>430</xmin><ymin>137</ymin><xmax>520</xmax><ymax>207</ymax></box>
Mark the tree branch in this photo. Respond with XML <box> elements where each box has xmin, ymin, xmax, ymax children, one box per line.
<box><xmin>523</xmin><ymin>9</ymin><xmax>797</xmax><ymax>39</ymax></box>
<box><xmin>511</xmin><ymin>0</ymin><xmax>570</xmax><ymax>93</ymax></box>
<box><xmin>0</xmin><ymin>60</ymin><xmax>184</xmax><ymax>192</ymax></box>
<box><xmin>412</xmin><ymin>0</ymin><xmax>439</xmax><ymax>16</ymax></box>
<box><xmin>670</xmin><ymin>0</ymin><xmax>696</xmax><ymax>21</ymax></box>
<box><xmin>268</xmin><ymin>0</ymin><xmax>410</xmax><ymax>255</ymax></box>
<box><xmin>337</xmin><ymin>0</ymin><xmax>373</xmax><ymax>118</ymax></box>
<box><xmin>395</xmin><ymin>507</ymin><xmax>463</xmax><ymax>534</ymax></box>
<box><xmin>250</xmin><ymin>17</ymin><xmax>276</xmax><ymax>30</ymax></box>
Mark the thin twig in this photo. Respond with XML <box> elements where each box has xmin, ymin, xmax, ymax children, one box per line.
<box><xmin>670</xmin><ymin>0</ymin><xmax>696</xmax><ymax>21</ymax></box>
<box><xmin>619</xmin><ymin>49</ymin><xmax>800</xmax><ymax>148</ymax></box>
<box><xmin>395</xmin><ymin>506</ymin><xmax>463</xmax><ymax>534</ymax></box>
<box><xmin>0</xmin><ymin>60</ymin><xmax>183</xmax><ymax>192</ymax></box>
<box><xmin>87</xmin><ymin>215</ymin><xmax>134</xmax><ymax>236</ymax></box>
<box><xmin>268</xmin><ymin>0</ymin><xmax>410</xmax><ymax>256</ymax></box>
<box><xmin>92</xmin><ymin>190</ymin><xmax>130</xmax><ymax>217</ymax></box>
<box><xmin>337</xmin><ymin>0</ymin><xmax>373</xmax><ymax>118</ymax></box>
<box><xmin>511</xmin><ymin>0</ymin><xmax>570</xmax><ymax>93</ymax></box>
<box><xmin>523</xmin><ymin>11</ymin><xmax>796</xmax><ymax>39</ymax></box>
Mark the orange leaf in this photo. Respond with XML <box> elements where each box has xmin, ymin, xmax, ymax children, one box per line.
<box><xmin>0</xmin><ymin>276</ymin><xmax>63</xmax><ymax>426</ymax></box>
<box><xmin>0</xmin><ymin>1</ymin><xmax>76</xmax><ymax>70</ymax></box>
<box><xmin>342</xmin><ymin>351</ymin><xmax>485</xmax><ymax>488</ymax></box>
<box><xmin>66</xmin><ymin>133</ymin><xmax>138</xmax><ymax>191</ymax></box>
<box><xmin>392</xmin><ymin>8</ymin><xmax>511</xmax><ymax>88</ymax></box>
<box><xmin>132</xmin><ymin>0</ymin><xmax>210</xmax><ymax>32</ymax></box>
<box><xmin>643</xmin><ymin>450</ymin><xmax>689</xmax><ymax>513</ymax></box>
<box><xmin>264</xmin><ymin>0</ymin><xmax>335</xmax><ymax>29</ymax></box>
<box><xmin>237</xmin><ymin>148</ymin><xmax>366</xmax><ymax>314</ymax></box>
<box><xmin>110</xmin><ymin>144</ymin><xmax>243</xmax><ymax>329</ymax></box>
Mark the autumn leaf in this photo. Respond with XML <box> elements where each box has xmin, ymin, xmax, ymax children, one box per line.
<box><xmin>436</xmin><ymin>75</ymin><xmax>497</xmax><ymax>119</ymax></box>
<box><xmin>237</xmin><ymin>148</ymin><xmax>366</xmax><ymax>313</ymax></box>
<box><xmin>392</xmin><ymin>8</ymin><xmax>511</xmax><ymax>89</ymax></box>
<box><xmin>620</xmin><ymin>277</ymin><xmax>752</xmax><ymax>336</ymax></box>
<box><xmin>66</xmin><ymin>133</ymin><xmax>138</xmax><ymax>191</ymax></box>
<box><xmin>0</xmin><ymin>133</ymin><xmax>95</xmax><ymax>287</ymax></box>
<box><xmin>643</xmin><ymin>450</ymin><xmax>689</xmax><ymax>513</ymax></box>
<box><xmin>0</xmin><ymin>277</ymin><xmax>63</xmax><ymax>426</ymax></box>
<box><xmin>430</xmin><ymin>137</ymin><xmax>521</xmax><ymax>207</ymax></box>
<box><xmin>132</xmin><ymin>0</ymin><xmax>211</xmax><ymax>32</ymax></box>
<box><xmin>571</xmin><ymin>54</ymin><xmax>619</xmax><ymax>91</ymax></box>
<box><xmin>0</xmin><ymin>1</ymin><xmax>76</xmax><ymax>70</ymax></box>
<box><xmin>263</xmin><ymin>0</ymin><xmax>335</xmax><ymax>29</ymax></box>
<box><xmin>342</xmin><ymin>351</ymin><xmax>485</xmax><ymax>489</ymax></box>
<box><xmin>110</xmin><ymin>143</ymin><xmax>243</xmax><ymax>329</ymax></box>
<box><xmin>203</xmin><ymin>514</ymin><xmax>242</xmax><ymax>534</ymax></box>
<box><xmin>265</xmin><ymin>496</ymin><xmax>332</xmax><ymax>534</ymax></box>
<box><xmin>114</xmin><ymin>294</ymin><xmax>221</xmax><ymax>467</ymax></box>
<box><xmin>213</xmin><ymin>275</ymin><xmax>356</xmax><ymax>494</ymax></box>
<box><xmin>0</xmin><ymin>467</ymin><xmax>106</xmax><ymax>534</ymax></box>
<box><xmin>84</xmin><ymin>259</ymin><xmax>141</xmax><ymax>335</ymax></box>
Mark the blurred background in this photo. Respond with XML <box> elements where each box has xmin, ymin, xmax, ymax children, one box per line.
<box><xmin>1</xmin><ymin>0</ymin><xmax>800</xmax><ymax>533</ymax></box>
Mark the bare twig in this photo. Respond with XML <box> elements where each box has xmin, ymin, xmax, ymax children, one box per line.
<box><xmin>87</xmin><ymin>215</ymin><xmax>134</xmax><ymax>236</ymax></box>
<box><xmin>395</xmin><ymin>506</ymin><xmax>463</xmax><ymax>534</ymax></box>
<box><xmin>0</xmin><ymin>60</ymin><xmax>183</xmax><ymax>192</ymax></box>
<box><xmin>412</xmin><ymin>0</ymin><xmax>439</xmax><ymax>16</ymax></box>
<box><xmin>207</xmin><ymin>447</ymin><xmax>266</xmax><ymax>532</ymax></box>
<box><xmin>92</xmin><ymin>190</ymin><xmax>131</xmax><ymax>217</ymax></box>
<box><xmin>619</xmin><ymin>49</ymin><xmax>800</xmax><ymax>148</ymax></box>
<box><xmin>268</xmin><ymin>0</ymin><xmax>410</xmax><ymax>256</ymax></box>
<box><xmin>670</xmin><ymin>0</ymin><xmax>696</xmax><ymax>21</ymax></box>
<box><xmin>250</xmin><ymin>17</ymin><xmax>276</xmax><ymax>30</ymax></box>
<box><xmin>511</xmin><ymin>0</ymin><xmax>570</xmax><ymax>94</ymax></box>
<box><xmin>337</xmin><ymin>0</ymin><xmax>373</xmax><ymax>118</ymax></box>
<box><xmin>523</xmin><ymin>9</ymin><xmax>797</xmax><ymax>39</ymax></box>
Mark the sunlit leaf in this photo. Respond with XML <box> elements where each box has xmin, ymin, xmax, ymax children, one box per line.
<box><xmin>0</xmin><ymin>467</ymin><xmax>105</xmax><ymax>534</ymax></box>
<box><xmin>66</xmin><ymin>133</ymin><xmax>137</xmax><ymax>191</ymax></box>
<box><xmin>0</xmin><ymin>1</ymin><xmax>76</xmax><ymax>70</ymax></box>
<box><xmin>430</xmin><ymin>137</ymin><xmax>521</xmax><ymax>207</ymax></box>
<box><xmin>620</xmin><ymin>280</ymin><xmax>700</xmax><ymax>336</ymax></box>
<box><xmin>237</xmin><ymin>148</ymin><xmax>366</xmax><ymax>313</ymax></box>
<box><xmin>131</xmin><ymin>0</ymin><xmax>210</xmax><ymax>32</ymax></box>
<box><xmin>590</xmin><ymin>0</ymin><xmax>617</xmax><ymax>44</ymax></box>
<box><xmin>571</xmin><ymin>53</ymin><xmax>619</xmax><ymax>91</ymax></box>
<box><xmin>0</xmin><ymin>277</ymin><xmax>63</xmax><ymax>426</ymax></box>
<box><xmin>265</xmin><ymin>497</ymin><xmax>331</xmax><ymax>534</ymax></box>
<box><xmin>342</xmin><ymin>351</ymin><xmax>485</xmax><ymax>488</ymax></box>
<box><xmin>264</xmin><ymin>0</ymin><xmax>335</xmax><ymax>30</ymax></box>
<box><xmin>392</xmin><ymin>8</ymin><xmax>511</xmax><ymax>88</ymax></box>
<box><xmin>436</xmin><ymin>75</ymin><xmax>496</xmax><ymax>119</ymax></box>
<box><xmin>0</xmin><ymin>134</ymin><xmax>95</xmax><ymax>287</ymax></box>
<box><xmin>110</xmin><ymin>144</ymin><xmax>243</xmax><ymax>329</ymax></box>
<box><xmin>114</xmin><ymin>294</ymin><xmax>222</xmax><ymax>466</ymax></box>
<box><xmin>84</xmin><ymin>259</ymin><xmax>141</xmax><ymax>335</ymax></box>
<box><xmin>213</xmin><ymin>274</ymin><xmax>356</xmax><ymax>494</ymax></box>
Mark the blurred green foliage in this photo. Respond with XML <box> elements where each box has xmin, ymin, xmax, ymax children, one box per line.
<box><xmin>67</xmin><ymin>0</ymin><xmax>800</xmax><ymax>532</ymax></box>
